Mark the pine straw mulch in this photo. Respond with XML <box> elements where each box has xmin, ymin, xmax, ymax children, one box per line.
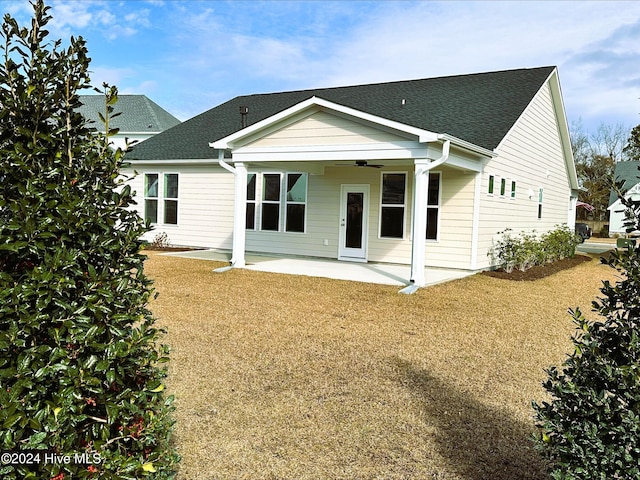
<box><xmin>144</xmin><ymin>251</ymin><xmax>618</xmax><ymax>480</ymax></box>
<box><xmin>482</xmin><ymin>254</ymin><xmax>593</xmax><ymax>281</ymax></box>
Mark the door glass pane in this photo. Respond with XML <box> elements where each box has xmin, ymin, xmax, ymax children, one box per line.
<box><xmin>346</xmin><ymin>192</ymin><xmax>364</xmax><ymax>248</ymax></box>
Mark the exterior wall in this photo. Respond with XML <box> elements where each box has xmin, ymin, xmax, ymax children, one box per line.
<box><xmin>475</xmin><ymin>82</ymin><xmax>573</xmax><ymax>269</ymax></box>
<box><xmin>245</xmin><ymin>164</ymin><xmax>475</xmax><ymax>269</ymax></box>
<box><xmin>609</xmin><ymin>183</ymin><xmax>640</xmax><ymax>234</ymax></box>
<box><xmin>121</xmin><ymin>164</ymin><xmax>235</xmax><ymax>249</ymax></box>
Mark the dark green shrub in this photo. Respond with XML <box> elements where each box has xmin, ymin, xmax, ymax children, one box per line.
<box><xmin>0</xmin><ymin>2</ymin><xmax>179</xmax><ymax>478</ymax></box>
<box><xmin>532</xmin><ymin>179</ymin><xmax>640</xmax><ymax>478</ymax></box>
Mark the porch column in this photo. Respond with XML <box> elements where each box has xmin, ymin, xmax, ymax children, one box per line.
<box><xmin>409</xmin><ymin>159</ymin><xmax>430</xmax><ymax>287</ymax></box>
<box><xmin>231</xmin><ymin>162</ymin><xmax>248</xmax><ymax>268</ymax></box>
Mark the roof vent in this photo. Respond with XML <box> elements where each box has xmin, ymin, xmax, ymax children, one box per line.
<box><xmin>401</xmin><ymin>98</ymin><xmax>406</xmax><ymax>106</ymax></box>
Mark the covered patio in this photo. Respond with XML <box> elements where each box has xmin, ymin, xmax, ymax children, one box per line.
<box><xmin>162</xmin><ymin>249</ymin><xmax>475</xmax><ymax>288</ymax></box>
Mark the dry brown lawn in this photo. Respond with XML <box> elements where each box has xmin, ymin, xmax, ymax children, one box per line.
<box><xmin>144</xmin><ymin>252</ymin><xmax>618</xmax><ymax>480</ymax></box>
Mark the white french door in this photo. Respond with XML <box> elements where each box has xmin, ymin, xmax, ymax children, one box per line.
<box><xmin>338</xmin><ymin>184</ymin><xmax>369</xmax><ymax>262</ymax></box>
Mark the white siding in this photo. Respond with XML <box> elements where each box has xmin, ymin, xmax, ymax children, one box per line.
<box><xmin>248</xmin><ymin>110</ymin><xmax>411</xmax><ymax>147</ymax></box>
<box><xmin>121</xmin><ymin>164</ymin><xmax>235</xmax><ymax>249</ymax></box>
<box><xmin>476</xmin><ymin>82</ymin><xmax>573</xmax><ymax>269</ymax></box>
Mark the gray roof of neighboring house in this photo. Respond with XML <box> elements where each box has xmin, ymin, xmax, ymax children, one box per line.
<box><xmin>128</xmin><ymin>66</ymin><xmax>556</xmax><ymax>161</ymax></box>
<box><xmin>78</xmin><ymin>95</ymin><xmax>180</xmax><ymax>133</ymax></box>
<box><xmin>609</xmin><ymin>160</ymin><xmax>640</xmax><ymax>206</ymax></box>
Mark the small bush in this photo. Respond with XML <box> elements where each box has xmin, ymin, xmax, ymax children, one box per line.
<box><xmin>491</xmin><ymin>225</ymin><xmax>578</xmax><ymax>272</ymax></box>
<box><xmin>150</xmin><ymin>232</ymin><xmax>170</xmax><ymax>250</ymax></box>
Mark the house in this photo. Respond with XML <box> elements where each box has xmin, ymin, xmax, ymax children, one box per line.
<box><xmin>125</xmin><ymin>66</ymin><xmax>579</xmax><ymax>288</ymax></box>
<box><xmin>608</xmin><ymin>160</ymin><xmax>640</xmax><ymax>235</ymax></box>
<box><xmin>77</xmin><ymin>95</ymin><xmax>181</xmax><ymax>150</ymax></box>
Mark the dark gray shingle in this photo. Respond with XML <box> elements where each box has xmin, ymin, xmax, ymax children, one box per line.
<box><xmin>609</xmin><ymin>160</ymin><xmax>640</xmax><ymax>206</ymax></box>
<box><xmin>129</xmin><ymin>66</ymin><xmax>556</xmax><ymax>161</ymax></box>
<box><xmin>78</xmin><ymin>95</ymin><xmax>180</xmax><ymax>133</ymax></box>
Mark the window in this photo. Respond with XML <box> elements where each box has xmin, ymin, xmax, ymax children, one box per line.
<box><xmin>426</xmin><ymin>172</ymin><xmax>440</xmax><ymax>240</ymax></box>
<box><xmin>500</xmin><ymin>178</ymin><xmax>506</xmax><ymax>197</ymax></box>
<box><xmin>144</xmin><ymin>174</ymin><xmax>158</xmax><ymax>224</ymax></box>
<box><xmin>246</xmin><ymin>173</ymin><xmax>256</xmax><ymax>230</ymax></box>
<box><xmin>510</xmin><ymin>180</ymin><xmax>517</xmax><ymax>199</ymax></box>
<box><xmin>538</xmin><ymin>187</ymin><xmax>544</xmax><ymax>219</ymax></box>
<box><xmin>285</xmin><ymin>173</ymin><xmax>307</xmax><ymax>233</ymax></box>
<box><xmin>261</xmin><ymin>174</ymin><xmax>281</xmax><ymax>231</ymax></box>
<box><xmin>488</xmin><ymin>174</ymin><xmax>495</xmax><ymax>195</ymax></box>
<box><xmin>144</xmin><ymin>173</ymin><xmax>178</xmax><ymax>225</ymax></box>
<box><xmin>380</xmin><ymin>173</ymin><xmax>406</xmax><ymax>238</ymax></box>
<box><xmin>163</xmin><ymin>174</ymin><xmax>179</xmax><ymax>224</ymax></box>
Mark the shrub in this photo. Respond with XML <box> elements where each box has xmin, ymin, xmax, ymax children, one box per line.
<box><xmin>532</xmin><ymin>183</ymin><xmax>640</xmax><ymax>478</ymax></box>
<box><xmin>0</xmin><ymin>2</ymin><xmax>179</xmax><ymax>479</ymax></box>
<box><xmin>491</xmin><ymin>225</ymin><xmax>578</xmax><ymax>272</ymax></box>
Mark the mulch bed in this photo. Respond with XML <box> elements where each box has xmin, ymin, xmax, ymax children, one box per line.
<box><xmin>482</xmin><ymin>255</ymin><xmax>593</xmax><ymax>281</ymax></box>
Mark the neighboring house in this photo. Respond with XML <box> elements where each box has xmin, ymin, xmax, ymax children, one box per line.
<box><xmin>78</xmin><ymin>95</ymin><xmax>181</xmax><ymax>150</ymax></box>
<box><xmin>126</xmin><ymin>66</ymin><xmax>578</xmax><ymax>287</ymax></box>
<box><xmin>608</xmin><ymin>160</ymin><xmax>640</xmax><ymax>235</ymax></box>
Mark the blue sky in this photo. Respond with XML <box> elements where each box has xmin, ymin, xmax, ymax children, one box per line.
<box><xmin>4</xmin><ymin>0</ymin><xmax>640</xmax><ymax>136</ymax></box>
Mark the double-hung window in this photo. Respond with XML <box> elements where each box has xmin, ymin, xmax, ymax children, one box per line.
<box><xmin>144</xmin><ymin>173</ymin><xmax>179</xmax><ymax>225</ymax></box>
<box><xmin>380</xmin><ymin>173</ymin><xmax>406</xmax><ymax>238</ymax></box>
<box><xmin>144</xmin><ymin>174</ymin><xmax>159</xmax><ymax>224</ymax></box>
<box><xmin>510</xmin><ymin>180</ymin><xmax>517</xmax><ymax>199</ymax></box>
<box><xmin>538</xmin><ymin>187</ymin><xmax>544</xmax><ymax>219</ymax></box>
<box><xmin>246</xmin><ymin>173</ymin><xmax>256</xmax><ymax>230</ymax></box>
<box><xmin>426</xmin><ymin>172</ymin><xmax>441</xmax><ymax>240</ymax></box>
<box><xmin>285</xmin><ymin>173</ymin><xmax>307</xmax><ymax>233</ymax></box>
<box><xmin>261</xmin><ymin>174</ymin><xmax>281</xmax><ymax>231</ymax></box>
<box><xmin>488</xmin><ymin>174</ymin><xmax>495</xmax><ymax>195</ymax></box>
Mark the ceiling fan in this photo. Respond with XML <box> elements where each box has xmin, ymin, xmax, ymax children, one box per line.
<box><xmin>335</xmin><ymin>160</ymin><xmax>384</xmax><ymax>168</ymax></box>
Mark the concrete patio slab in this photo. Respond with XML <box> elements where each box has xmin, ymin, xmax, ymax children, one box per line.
<box><xmin>161</xmin><ymin>249</ymin><xmax>475</xmax><ymax>287</ymax></box>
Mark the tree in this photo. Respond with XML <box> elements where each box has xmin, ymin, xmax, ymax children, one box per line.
<box><xmin>623</xmin><ymin>124</ymin><xmax>640</xmax><ymax>161</ymax></box>
<box><xmin>0</xmin><ymin>2</ymin><xmax>179</xmax><ymax>478</ymax></box>
<box><xmin>533</xmin><ymin>177</ymin><xmax>640</xmax><ymax>478</ymax></box>
<box><xmin>574</xmin><ymin>154</ymin><xmax>615</xmax><ymax>221</ymax></box>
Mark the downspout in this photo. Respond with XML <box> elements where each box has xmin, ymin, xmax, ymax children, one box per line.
<box><xmin>215</xmin><ymin>149</ymin><xmax>247</xmax><ymax>270</ymax></box>
<box><xmin>399</xmin><ymin>137</ymin><xmax>450</xmax><ymax>294</ymax></box>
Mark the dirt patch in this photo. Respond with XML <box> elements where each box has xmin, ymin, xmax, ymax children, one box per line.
<box><xmin>482</xmin><ymin>254</ymin><xmax>593</xmax><ymax>281</ymax></box>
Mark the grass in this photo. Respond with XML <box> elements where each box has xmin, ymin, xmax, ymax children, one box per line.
<box><xmin>144</xmin><ymin>252</ymin><xmax>618</xmax><ymax>480</ymax></box>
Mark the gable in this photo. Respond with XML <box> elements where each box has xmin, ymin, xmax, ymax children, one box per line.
<box><xmin>239</xmin><ymin>110</ymin><xmax>414</xmax><ymax>149</ymax></box>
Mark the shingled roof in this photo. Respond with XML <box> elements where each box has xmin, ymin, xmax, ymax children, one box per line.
<box><xmin>609</xmin><ymin>160</ymin><xmax>640</xmax><ymax>206</ymax></box>
<box><xmin>129</xmin><ymin>66</ymin><xmax>556</xmax><ymax>161</ymax></box>
<box><xmin>78</xmin><ymin>95</ymin><xmax>180</xmax><ymax>133</ymax></box>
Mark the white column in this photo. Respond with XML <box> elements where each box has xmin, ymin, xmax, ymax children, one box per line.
<box><xmin>409</xmin><ymin>159</ymin><xmax>430</xmax><ymax>286</ymax></box>
<box><xmin>231</xmin><ymin>162</ymin><xmax>247</xmax><ymax>268</ymax></box>
<box><xmin>470</xmin><ymin>171</ymin><xmax>482</xmax><ymax>270</ymax></box>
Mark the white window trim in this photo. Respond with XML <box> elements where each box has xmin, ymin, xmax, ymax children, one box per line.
<box><xmin>379</xmin><ymin>171</ymin><xmax>407</xmax><ymax>240</ymax></box>
<box><xmin>499</xmin><ymin>177</ymin><xmax>507</xmax><ymax>198</ymax></box>
<box><xmin>487</xmin><ymin>173</ymin><xmax>495</xmax><ymax>196</ymax></box>
<box><xmin>260</xmin><ymin>172</ymin><xmax>283</xmax><ymax>232</ymax></box>
<box><xmin>143</xmin><ymin>172</ymin><xmax>179</xmax><ymax>226</ymax></box>
<box><xmin>538</xmin><ymin>187</ymin><xmax>544</xmax><ymax>219</ymax></box>
<box><xmin>510</xmin><ymin>179</ymin><xmax>517</xmax><ymax>200</ymax></box>
<box><xmin>426</xmin><ymin>171</ymin><xmax>441</xmax><ymax>242</ymax></box>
